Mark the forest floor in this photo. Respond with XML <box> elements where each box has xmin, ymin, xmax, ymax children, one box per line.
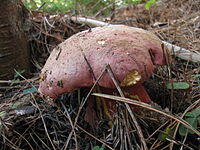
<box><xmin>0</xmin><ymin>0</ymin><xmax>200</xmax><ymax>149</ymax></box>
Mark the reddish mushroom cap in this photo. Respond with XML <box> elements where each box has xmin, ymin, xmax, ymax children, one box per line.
<box><xmin>38</xmin><ymin>25</ymin><xmax>170</xmax><ymax>97</ymax></box>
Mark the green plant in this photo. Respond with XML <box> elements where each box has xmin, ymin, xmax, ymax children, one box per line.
<box><xmin>192</xmin><ymin>74</ymin><xmax>200</xmax><ymax>87</ymax></box>
<box><xmin>179</xmin><ymin>108</ymin><xmax>200</xmax><ymax>136</ymax></box>
<box><xmin>92</xmin><ymin>146</ymin><xmax>104</xmax><ymax>150</ymax></box>
<box><xmin>23</xmin><ymin>0</ymin><xmax>73</xmax><ymax>13</ymax></box>
<box><xmin>11</xmin><ymin>69</ymin><xmax>26</xmax><ymax>85</ymax></box>
<box><xmin>122</xmin><ymin>0</ymin><xmax>142</xmax><ymax>5</ymax></box>
<box><xmin>22</xmin><ymin>0</ymin><xmax>116</xmax><ymax>15</ymax></box>
<box><xmin>158</xmin><ymin>127</ymin><xmax>174</xmax><ymax>141</ymax></box>
<box><xmin>23</xmin><ymin>87</ymin><xmax>38</xmax><ymax>94</ymax></box>
<box><xmin>23</xmin><ymin>0</ymin><xmax>155</xmax><ymax>15</ymax></box>
<box><xmin>145</xmin><ymin>0</ymin><xmax>156</xmax><ymax>9</ymax></box>
<box><xmin>166</xmin><ymin>82</ymin><xmax>190</xmax><ymax>90</ymax></box>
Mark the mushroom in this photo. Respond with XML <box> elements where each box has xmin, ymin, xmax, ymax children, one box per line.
<box><xmin>38</xmin><ymin>25</ymin><xmax>171</xmax><ymax>126</ymax></box>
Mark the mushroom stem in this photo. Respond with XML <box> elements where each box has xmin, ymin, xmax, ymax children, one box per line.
<box><xmin>101</xmin><ymin>84</ymin><xmax>151</xmax><ymax>119</ymax></box>
<box><xmin>84</xmin><ymin>84</ymin><xmax>151</xmax><ymax>127</ymax></box>
<box><xmin>123</xmin><ymin>84</ymin><xmax>151</xmax><ymax>103</ymax></box>
<box><xmin>84</xmin><ymin>95</ymin><xmax>98</xmax><ymax>128</ymax></box>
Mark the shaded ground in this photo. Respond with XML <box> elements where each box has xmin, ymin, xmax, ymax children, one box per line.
<box><xmin>0</xmin><ymin>0</ymin><xmax>199</xmax><ymax>149</ymax></box>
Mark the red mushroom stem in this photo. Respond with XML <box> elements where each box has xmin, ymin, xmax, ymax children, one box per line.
<box><xmin>84</xmin><ymin>84</ymin><xmax>151</xmax><ymax>127</ymax></box>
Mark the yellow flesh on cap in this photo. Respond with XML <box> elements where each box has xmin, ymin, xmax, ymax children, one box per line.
<box><xmin>120</xmin><ymin>70</ymin><xmax>141</xmax><ymax>86</ymax></box>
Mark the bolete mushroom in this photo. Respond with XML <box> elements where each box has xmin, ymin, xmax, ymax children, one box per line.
<box><xmin>38</xmin><ymin>25</ymin><xmax>171</xmax><ymax>126</ymax></box>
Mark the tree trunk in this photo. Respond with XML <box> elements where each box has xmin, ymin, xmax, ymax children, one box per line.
<box><xmin>0</xmin><ymin>0</ymin><xmax>29</xmax><ymax>80</ymax></box>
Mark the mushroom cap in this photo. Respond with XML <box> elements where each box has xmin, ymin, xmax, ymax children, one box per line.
<box><xmin>39</xmin><ymin>25</ymin><xmax>169</xmax><ymax>97</ymax></box>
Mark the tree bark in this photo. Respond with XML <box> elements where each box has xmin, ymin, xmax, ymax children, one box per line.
<box><xmin>0</xmin><ymin>0</ymin><xmax>29</xmax><ymax>80</ymax></box>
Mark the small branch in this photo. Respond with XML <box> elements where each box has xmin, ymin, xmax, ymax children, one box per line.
<box><xmin>162</xmin><ymin>41</ymin><xmax>200</xmax><ymax>63</ymax></box>
<box><xmin>70</xmin><ymin>16</ymin><xmax>111</xmax><ymax>27</ymax></box>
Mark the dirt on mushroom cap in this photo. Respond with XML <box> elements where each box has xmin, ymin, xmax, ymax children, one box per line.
<box><xmin>38</xmin><ymin>25</ymin><xmax>169</xmax><ymax>97</ymax></box>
